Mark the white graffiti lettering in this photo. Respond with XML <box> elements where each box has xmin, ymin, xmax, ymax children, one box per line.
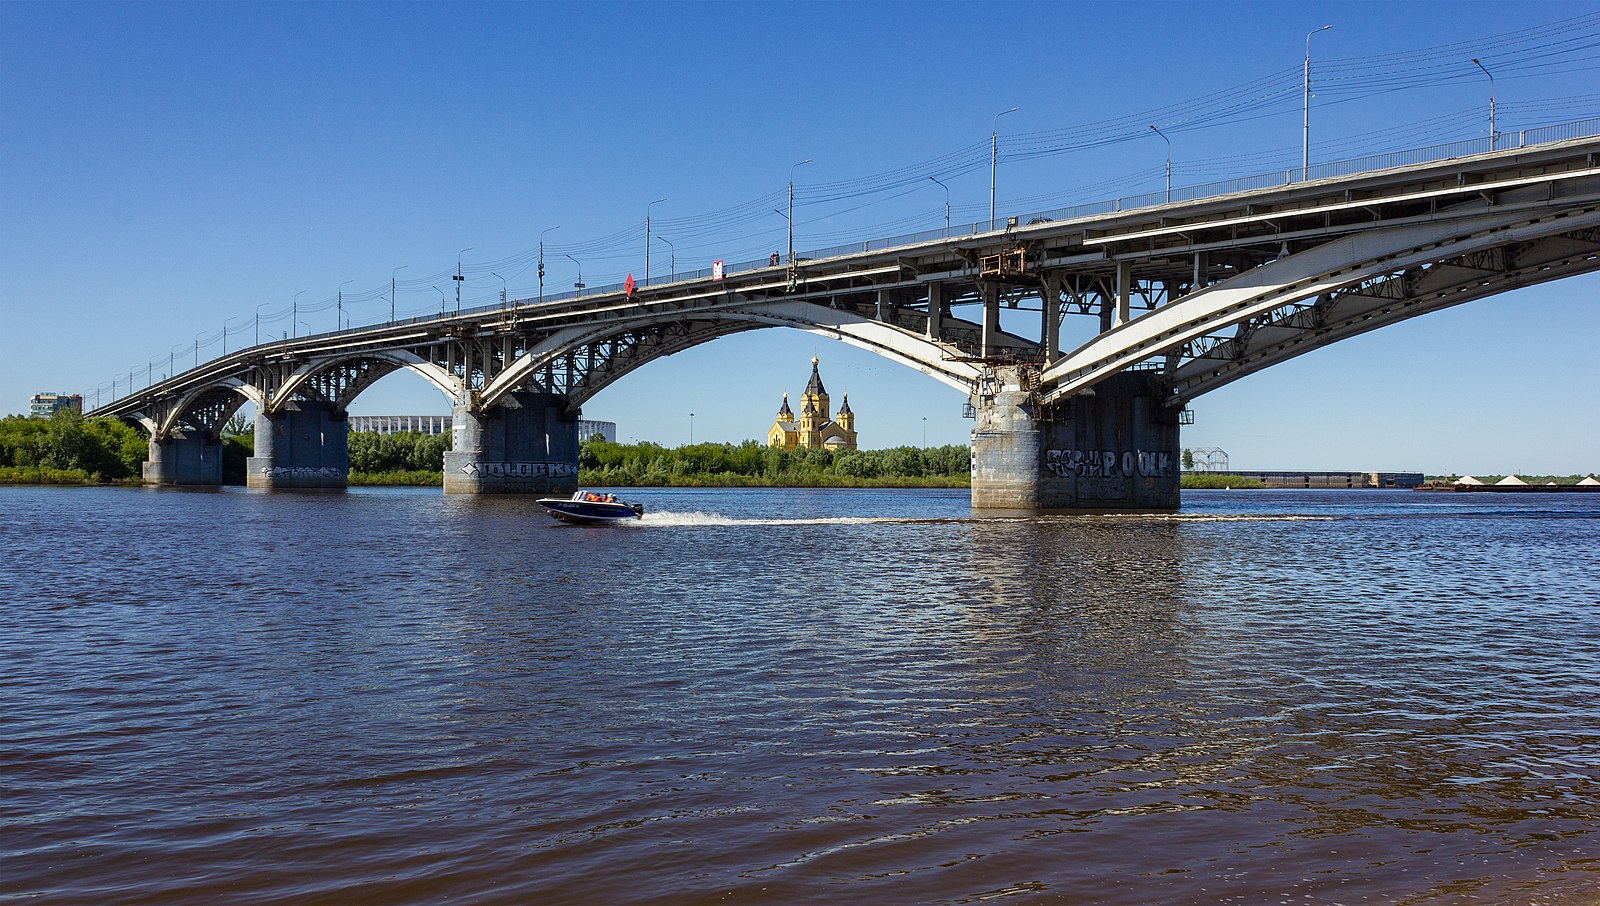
<box><xmin>261</xmin><ymin>466</ymin><xmax>345</xmax><ymax>478</ymax></box>
<box><xmin>458</xmin><ymin>461</ymin><xmax>579</xmax><ymax>479</ymax></box>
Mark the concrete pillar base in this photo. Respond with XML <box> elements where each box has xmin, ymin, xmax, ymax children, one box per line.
<box><xmin>246</xmin><ymin>401</ymin><xmax>348</xmax><ymax>490</ymax></box>
<box><xmin>443</xmin><ymin>390</ymin><xmax>580</xmax><ymax>495</ymax></box>
<box><xmin>142</xmin><ymin>431</ymin><xmax>223</xmax><ymax>486</ymax></box>
<box><xmin>972</xmin><ymin>369</ymin><xmax>1180</xmax><ymax>512</ymax></box>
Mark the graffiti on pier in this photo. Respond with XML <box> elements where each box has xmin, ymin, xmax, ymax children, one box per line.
<box><xmin>458</xmin><ymin>461</ymin><xmax>579</xmax><ymax>479</ymax></box>
<box><xmin>261</xmin><ymin>466</ymin><xmax>345</xmax><ymax>478</ymax></box>
<box><xmin>1045</xmin><ymin>449</ymin><xmax>1175</xmax><ymax>479</ymax></box>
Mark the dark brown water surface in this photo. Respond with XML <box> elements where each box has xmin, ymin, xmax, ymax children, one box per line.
<box><xmin>2</xmin><ymin>487</ymin><xmax>1597</xmax><ymax>904</ymax></box>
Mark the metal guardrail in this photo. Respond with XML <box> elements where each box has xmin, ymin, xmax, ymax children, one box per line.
<box><xmin>94</xmin><ymin>116</ymin><xmax>1600</xmax><ymax>407</ymax></box>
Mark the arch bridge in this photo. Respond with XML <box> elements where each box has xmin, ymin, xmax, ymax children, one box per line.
<box><xmin>93</xmin><ymin>135</ymin><xmax>1600</xmax><ymax>510</ymax></box>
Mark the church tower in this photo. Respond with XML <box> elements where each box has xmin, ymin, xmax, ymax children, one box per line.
<box><xmin>767</xmin><ymin>356</ymin><xmax>858</xmax><ymax>450</ymax></box>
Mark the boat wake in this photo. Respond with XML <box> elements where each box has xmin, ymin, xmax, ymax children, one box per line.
<box><xmin>629</xmin><ymin>510</ymin><xmax>1335</xmax><ymax>527</ymax></box>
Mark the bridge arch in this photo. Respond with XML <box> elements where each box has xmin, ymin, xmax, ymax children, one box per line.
<box><xmin>271</xmin><ymin>350</ymin><xmax>462</xmax><ymax>413</ymax></box>
<box><xmin>478</xmin><ymin>299</ymin><xmax>982</xmax><ymax>412</ymax></box>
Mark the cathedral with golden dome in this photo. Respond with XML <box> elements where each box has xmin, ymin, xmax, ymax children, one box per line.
<box><xmin>767</xmin><ymin>356</ymin><xmax>858</xmax><ymax>450</ymax></box>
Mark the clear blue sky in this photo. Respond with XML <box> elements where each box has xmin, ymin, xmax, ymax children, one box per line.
<box><xmin>2</xmin><ymin>0</ymin><xmax>1596</xmax><ymax>474</ymax></box>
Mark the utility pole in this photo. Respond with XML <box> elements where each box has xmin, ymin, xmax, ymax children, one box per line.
<box><xmin>391</xmin><ymin>265</ymin><xmax>408</xmax><ymax>323</ymax></box>
<box><xmin>1304</xmin><ymin>25</ymin><xmax>1333</xmax><ymax>180</ymax></box>
<box><xmin>646</xmin><ymin>198</ymin><xmax>666</xmax><ymax>285</ymax></box>
<box><xmin>929</xmin><ymin>176</ymin><xmax>950</xmax><ymax>237</ymax></box>
<box><xmin>655</xmin><ymin>233</ymin><xmax>675</xmax><ymax>282</ymax></box>
<box><xmin>338</xmin><ymin>279</ymin><xmax>353</xmax><ymax>331</ymax></box>
<box><xmin>539</xmin><ymin>226</ymin><xmax>560</xmax><ymax>304</ymax></box>
<box><xmin>292</xmin><ymin>290</ymin><xmax>305</xmax><ymax>337</ymax></box>
<box><xmin>255</xmin><ymin>301</ymin><xmax>270</xmax><ymax>346</ymax></box>
<box><xmin>1149</xmin><ymin>124</ymin><xmax>1171</xmax><ymax>202</ymax></box>
<box><xmin>1472</xmin><ymin>58</ymin><xmax>1496</xmax><ymax>150</ymax></box>
<box><xmin>991</xmin><ymin>106</ymin><xmax>1018</xmax><ymax>230</ymax></box>
<box><xmin>567</xmin><ymin>254</ymin><xmax>583</xmax><ymax>297</ymax></box>
<box><xmin>788</xmin><ymin>159</ymin><xmax>811</xmax><ymax>265</ymax></box>
<box><xmin>455</xmin><ymin>247</ymin><xmax>472</xmax><ymax>314</ymax></box>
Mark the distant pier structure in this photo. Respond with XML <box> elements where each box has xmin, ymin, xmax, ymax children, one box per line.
<box><xmin>1228</xmin><ymin>471</ymin><xmax>1425</xmax><ymax>489</ymax></box>
<box><xmin>348</xmin><ymin>415</ymin><xmax>616</xmax><ymax>443</ymax></box>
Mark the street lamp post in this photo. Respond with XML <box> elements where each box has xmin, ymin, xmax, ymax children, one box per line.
<box><xmin>391</xmin><ymin>265</ymin><xmax>408</xmax><ymax>323</ymax></box>
<box><xmin>645</xmin><ymin>197</ymin><xmax>667</xmax><ymax>285</ymax></box>
<box><xmin>292</xmin><ymin>290</ymin><xmax>306</xmax><ymax>338</ymax></box>
<box><xmin>689</xmin><ymin>412</ymin><xmax>694</xmax><ymax>445</ymax></box>
<box><xmin>170</xmin><ymin>343</ymin><xmax>184</xmax><ymax>379</ymax></box>
<box><xmin>433</xmin><ymin>285</ymin><xmax>446</xmax><ymax>315</ymax></box>
<box><xmin>194</xmin><ymin>330</ymin><xmax>205</xmax><ymax>368</ymax></box>
<box><xmin>539</xmin><ymin>226</ymin><xmax>560</xmax><ymax>304</ymax></box>
<box><xmin>492</xmin><ymin>271</ymin><xmax>507</xmax><ymax>311</ymax></box>
<box><xmin>655</xmin><ymin>233</ymin><xmax>675</xmax><ymax>282</ymax></box>
<box><xmin>567</xmin><ymin>254</ymin><xmax>584</xmax><ymax>297</ymax></box>
<box><xmin>338</xmin><ymin>279</ymin><xmax>353</xmax><ymax>331</ymax></box>
<box><xmin>922</xmin><ymin>416</ymin><xmax>928</xmax><ymax>448</ymax></box>
<box><xmin>455</xmin><ymin>247</ymin><xmax>472</xmax><ymax>314</ymax></box>
<box><xmin>222</xmin><ymin>317</ymin><xmax>239</xmax><ymax>354</ymax></box>
<box><xmin>1304</xmin><ymin>24</ymin><xmax>1333</xmax><ymax>180</ymax></box>
<box><xmin>1472</xmin><ymin>57</ymin><xmax>1497</xmax><ymax>150</ymax></box>
<box><xmin>990</xmin><ymin>106</ymin><xmax>1019</xmax><ymax>230</ymax></box>
<box><xmin>1149</xmin><ymin>124</ymin><xmax>1172</xmax><ymax>202</ymax></box>
<box><xmin>788</xmin><ymin>159</ymin><xmax>811</xmax><ymax>264</ymax></box>
<box><xmin>929</xmin><ymin>175</ymin><xmax>950</xmax><ymax>237</ymax></box>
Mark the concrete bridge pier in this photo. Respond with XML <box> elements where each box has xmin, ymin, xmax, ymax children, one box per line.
<box><xmin>971</xmin><ymin>368</ymin><xmax>1180</xmax><ymax>512</ymax></box>
<box><xmin>142</xmin><ymin>429</ymin><xmax>223</xmax><ymax>486</ymax></box>
<box><xmin>443</xmin><ymin>390</ymin><xmax>580</xmax><ymax>495</ymax></box>
<box><xmin>246</xmin><ymin>400</ymin><xmax>348</xmax><ymax>490</ymax></box>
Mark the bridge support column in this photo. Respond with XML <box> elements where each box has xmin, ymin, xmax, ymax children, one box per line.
<box><xmin>443</xmin><ymin>390</ymin><xmax>580</xmax><ymax>495</ymax></box>
<box><xmin>142</xmin><ymin>430</ymin><xmax>222</xmax><ymax>486</ymax></box>
<box><xmin>246</xmin><ymin>401</ymin><xmax>348</xmax><ymax>490</ymax></box>
<box><xmin>971</xmin><ymin>368</ymin><xmax>1180</xmax><ymax>512</ymax></box>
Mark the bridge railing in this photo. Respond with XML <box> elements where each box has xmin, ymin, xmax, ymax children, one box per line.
<box><xmin>94</xmin><ymin>116</ymin><xmax>1600</xmax><ymax>409</ymax></box>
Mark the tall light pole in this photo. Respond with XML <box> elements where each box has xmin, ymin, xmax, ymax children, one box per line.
<box><xmin>170</xmin><ymin>343</ymin><xmax>184</xmax><ymax>379</ymax></box>
<box><xmin>1304</xmin><ymin>25</ymin><xmax>1333</xmax><ymax>181</ymax></box>
<box><xmin>222</xmin><ymin>317</ymin><xmax>239</xmax><ymax>354</ymax></box>
<box><xmin>292</xmin><ymin>290</ymin><xmax>306</xmax><ymax>337</ymax></box>
<box><xmin>929</xmin><ymin>176</ymin><xmax>950</xmax><ymax>237</ymax></box>
<box><xmin>539</xmin><ymin>226</ymin><xmax>560</xmax><ymax>304</ymax></box>
<box><xmin>255</xmin><ymin>301</ymin><xmax>271</xmax><ymax>346</ymax></box>
<box><xmin>922</xmin><ymin>416</ymin><xmax>928</xmax><ymax>448</ymax></box>
<box><xmin>492</xmin><ymin>271</ymin><xmax>507</xmax><ymax>311</ymax></box>
<box><xmin>194</xmin><ymin>330</ymin><xmax>205</xmax><ymax>368</ymax></box>
<box><xmin>391</xmin><ymin>265</ymin><xmax>408</xmax><ymax>323</ymax></box>
<box><xmin>645</xmin><ymin>197</ymin><xmax>666</xmax><ymax>285</ymax></box>
<box><xmin>689</xmin><ymin>412</ymin><xmax>694</xmax><ymax>445</ymax></box>
<box><xmin>566</xmin><ymin>254</ymin><xmax>583</xmax><ymax>297</ymax></box>
<box><xmin>1472</xmin><ymin>57</ymin><xmax>1497</xmax><ymax>150</ymax></box>
<box><xmin>1149</xmin><ymin>124</ymin><xmax>1172</xmax><ymax>202</ymax></box>
<box><xmin>433</xmin><ymin>285</ymin><xmax>446</xmax><ymax>315</ymax></box>
<box><xmin>990</xmin><ymin>106</ymin><xmax>1019</xmax><ymax>230</ymax></box>
<box><xmin>338</xmin><ymin>279</ymin><xmax>353</xmax><ymax>331</ymax></box>
<box><xmin>788</xmin><ymin>159</ymin><xmax>811</xmax><ymax>264</ymax></box>
<box><xmin>455</xmin><ymin>247</ymin><xmax>472</xmax><ymax>314</ymax></box>
<box><xmin>655</xmin><ymin>233</ymin><xmax>675</xmax><ymax>282</ymax></box>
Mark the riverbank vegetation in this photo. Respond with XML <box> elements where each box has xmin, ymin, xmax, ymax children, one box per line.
<box><xmin>0</xmin><ymin>411</ymin><xmax>145</xmax><ymax>484</ymax></box>
<box><xmin>577</xmin><ymin>438</ymin><xmax>972</xmax><ymax>487</ymax></box>
<box><xmin>1179</xmin><ymin>473</ymin><xmax>1268</xmax><ymax>489</ymax></box>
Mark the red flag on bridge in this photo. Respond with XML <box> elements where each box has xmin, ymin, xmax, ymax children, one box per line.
<box><xmin>624</xmin><ymin>273</ymin><xmax>635</xmax><ymax>297</ymax></box>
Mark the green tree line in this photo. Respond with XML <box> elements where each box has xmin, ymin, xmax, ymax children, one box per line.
<box><xmin>0</xmin><ymin>411</ymin><xmax>147</xmax><ymax>483</ymax></box>
<box><xmin>577</xmin><ymin>438</ymin><xmax>971</xmax><ymax>487</ymax></box>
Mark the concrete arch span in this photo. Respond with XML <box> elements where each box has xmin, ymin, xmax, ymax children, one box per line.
<box><xmin>478</xmin><ymin>299</ymin><xmax>983</xmax><ymax>413</ymax></box>
<box><xmin>270</xmin><ymin>350</ymin><xmax>462</xmax><ymax>413</ymax></box>
<box><xmin>1038</xmin><ymin>203</ymin><xmax>1600</xmax><ymax>405</ymax></box>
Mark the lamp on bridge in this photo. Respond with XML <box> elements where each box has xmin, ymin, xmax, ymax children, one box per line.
<box><xmin>566</xmin><ymin>254</ymin><xmax>583</xmax><ymax>297</ymax></box>
<box><xmin>255</xmin><ymin>301</ymin><xmax>271</xmax><ymax>347</ymax></box>
<box><xmin>655</xmin><ymin>232</ymin><xmax>675</xmax><ymax>282</ymax></box>
<box><xmin>788</xmin><ymin>159</ymin><xmax>811</xmax><ymax>265</ymax></box>
<box><xmin>929</xmin><ymin>176</ymin><xmax>950</xmax><ymax>237</ymax></box>
<box><xmin>223</xmin><ymin>316</ymin><xmax>239</xmax><ymax>354</ymax></box>
<box><xmin>991</xmin><ymin>106</ymin><xmax>1019</xmax><ymax>231</ymax></box>
<box><xmin>338</xmin><ymin>279</ymin><xmax>354</xmax><ymax>332</ymax></box>
<box><xmin>1149</xmin><ymin>124</ymin><xmax>1171</xmax><ymax>203</ymax></box>
<box><xmin>1303</xmin><ymin>24</ymin><xmax>1333</xmax><ymax>180</ymax></box>
<box><xmin>1472</xmin><ymin>58</ymin><xmax>1497</xmax><ymax>150</ymax></box>
<box><xmin>292</xmin><ymin>290</ymin><xmax>305</xmax><ymax>338</ymax></box>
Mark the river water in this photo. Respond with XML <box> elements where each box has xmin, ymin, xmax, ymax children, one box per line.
<box><xmin>2</xmin><ymin>486</ymin><xmax>1597</xmax><ymax>904</ymax></box>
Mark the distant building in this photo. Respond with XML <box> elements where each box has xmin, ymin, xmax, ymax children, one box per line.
<box><xmin>346</xmin><ymin>415</ymin><xmax>616</xmax><ymax>443</ymax></box>
<box><xmin>1226</xmin><ymin>470</ymin><xmax>1425</xmax><ymax>489</ymax></box>
<box><xmin>767</xmin><ymin>356</ymin><xmax>857</xmax><ymax>450</ymax></box>
<box><xmin>29</xmin><ymin>393</ymin><xmax>83</xmax><ymax>418</ymax></box>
